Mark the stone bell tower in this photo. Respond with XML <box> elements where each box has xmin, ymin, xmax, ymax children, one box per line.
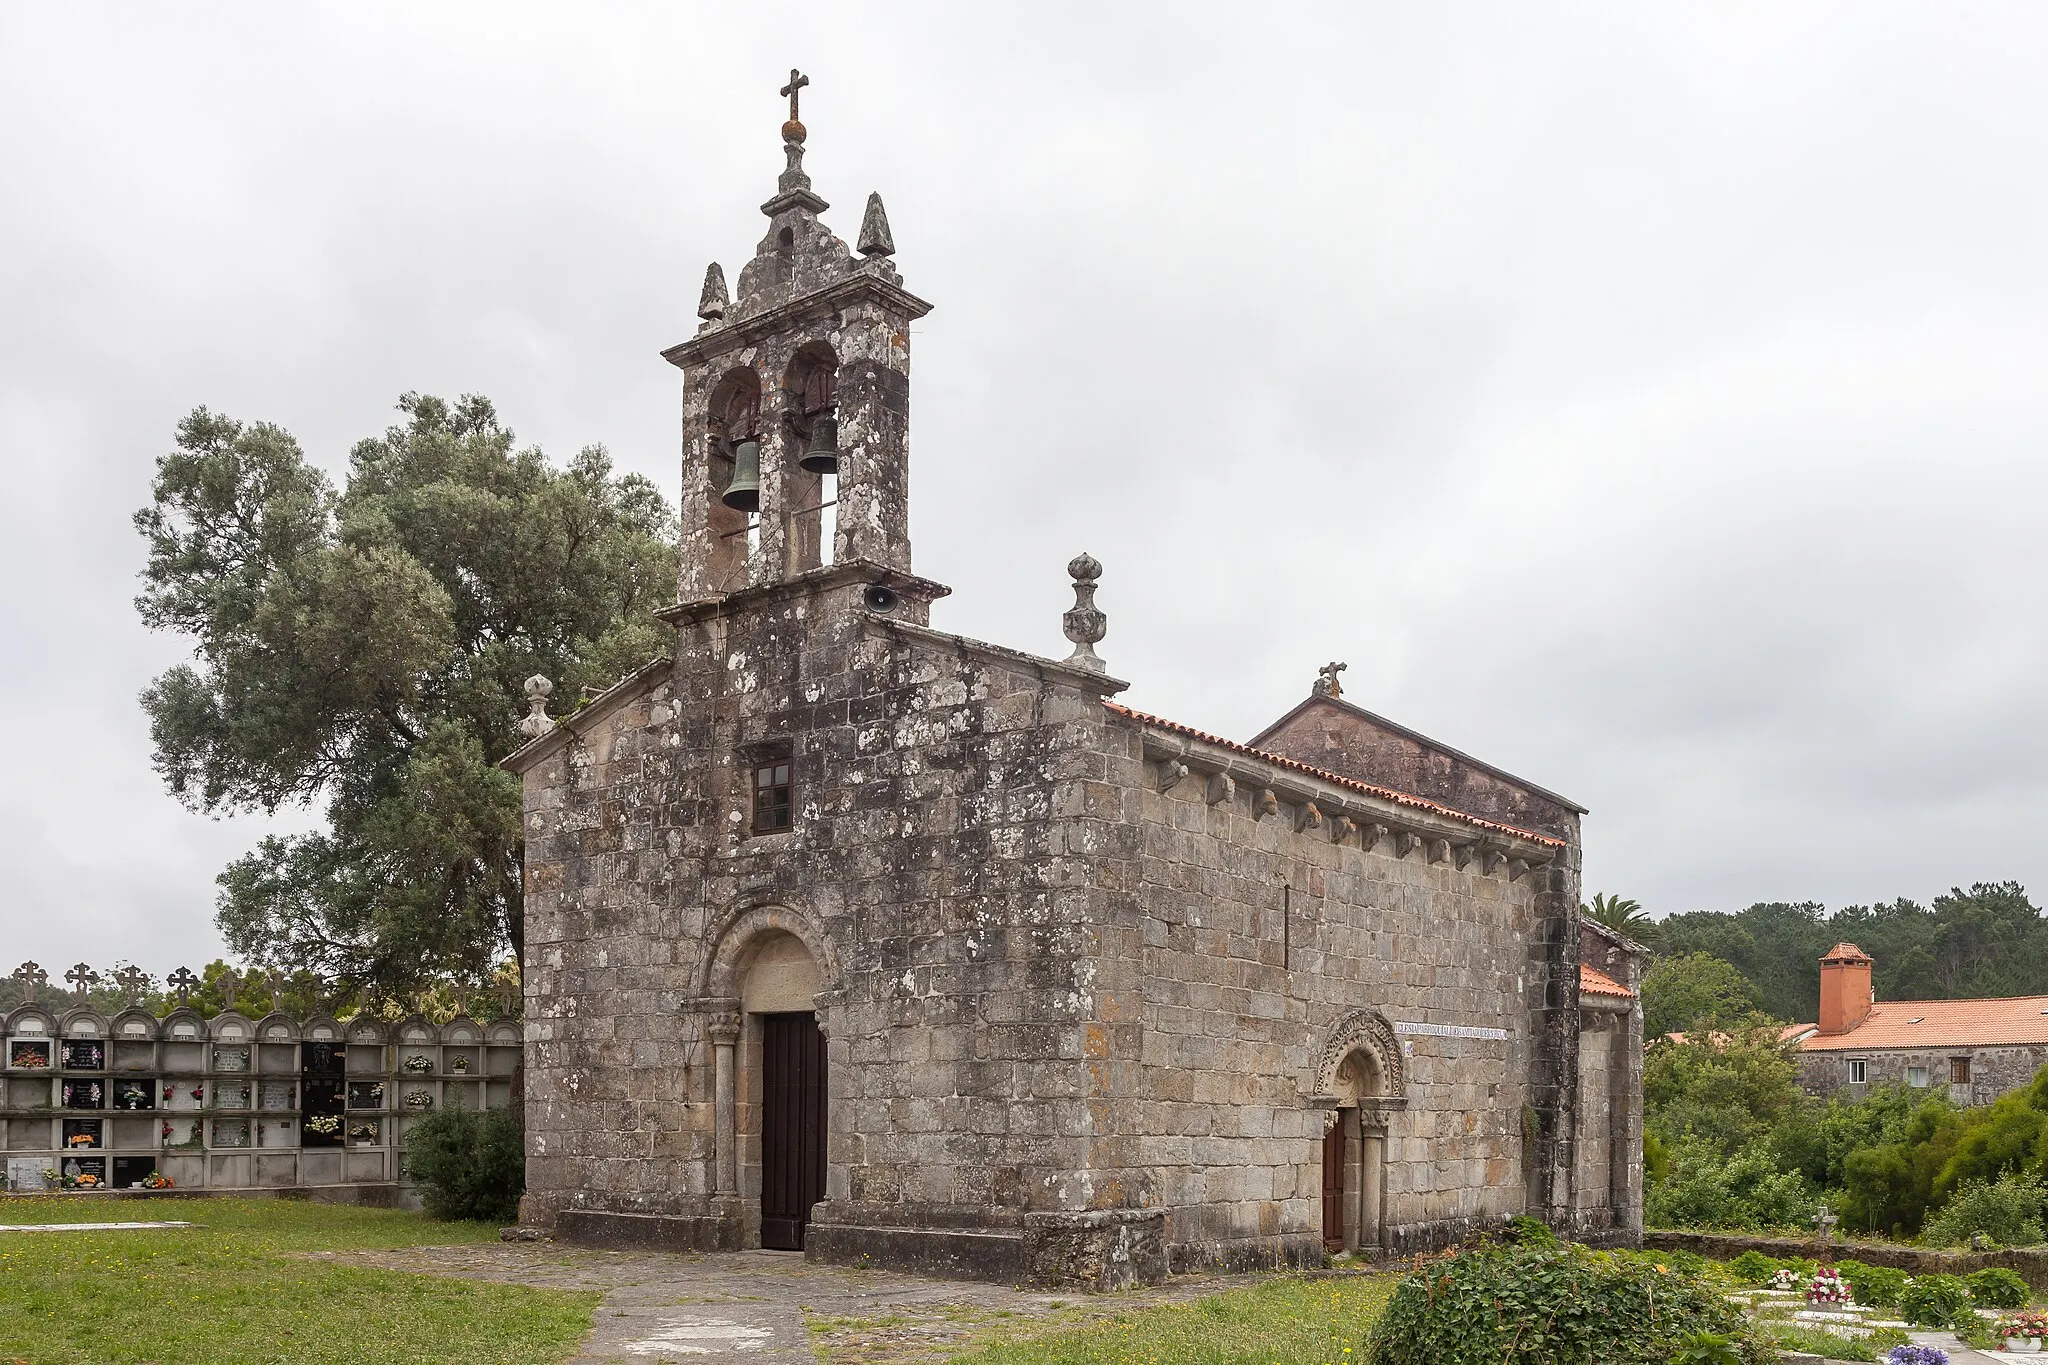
<box><xmin>663</xmin><ymin>70</ymin><xmax>933</xmax><ymax>603</ymax></box>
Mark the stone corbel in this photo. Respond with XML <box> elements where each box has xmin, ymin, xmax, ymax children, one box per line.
<box><xmin>1427</xmin><ymin>838</ymin><xmax>1450</xmax><ymax>865</ymax></box>
<box><xmin>1330</xmin><ymin>815</ymin><xmax>1357</xmax><ymax>845</ymax></box>
<box><xmin>1481</xmin><ymin>845</ymin><xmax>1509</xmax><ymax>876</ymax></box>
<box><xmin>1205</xmin><ymin>772</ymin><xmax>1236</xmax><ymax>806</ymax></box>
<box><xmin>1157</xmin><ymin>759</ymin><xmax>1191</xmax><ymax>793</ymax></box>
<box><xmin>1361</xmin><ymin>823</ymin><xmax>1389</xmax><ymax>852</ymax></box>
<box><xmin>1508</xmin><ymin>857</ymin><xmax>1531</xmax><ymax>882</ymax></box>
<box><xmin>1452</xmin><ymin>842</ymin><xmax>1476</xmax><ymax>870</ymax></box>
<box><xmin>1255</xmin><ymin>788</ymin><xmax>1280</xmax><ymax>821</ymax></box>
<box><xmin>1297</xmin><ymin>802</ymin><xmax>1323</xmax><ymax>834</ymax></box>
<box><xmin>1394</xmin><ymin>831</ymin><xmax>1421</xmax><ymax>859</ymax></box>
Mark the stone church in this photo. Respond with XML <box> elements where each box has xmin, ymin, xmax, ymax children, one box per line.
<box><xmin>505</xmin><ymin>76</ymin><xmax>1644</xmax><ymax>1289</ymax></box>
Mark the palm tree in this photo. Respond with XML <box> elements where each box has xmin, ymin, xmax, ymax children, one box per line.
<box><xmin>1582</xmin><ymin>892</ymin><xmax>1656</xmax><ymax>944</ymax></box>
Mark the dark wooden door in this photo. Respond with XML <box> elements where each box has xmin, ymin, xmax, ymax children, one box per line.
<box><xmin>760</xmin><ymin>1011</ymin><xmax>826</xmax><ymax>1251</ymax></box>
<box><xmin>1322</xmin><ymin>1121</ymin><xmax>1347</xmax><ymax>1250</ymax></box>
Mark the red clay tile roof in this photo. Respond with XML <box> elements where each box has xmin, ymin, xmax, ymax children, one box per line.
<box><xmin>1798</xmin><ymin>996</ymin><xmax>2048</xmax><ymax>1051</ymax></box>
<box><xmin>1821</xmin><ymin>942</ymin><xmax>1873</xmax><ymax>963</ymax></box>
<box><xmin>1103</xmin><ymin>702</ymin><xmax>1565</xmax><ymax>848</ymax></box>
<box><xmin>1580</xmin><ymin>964</ymin><xmax>1635</xmax><ymax>999</ymax></box>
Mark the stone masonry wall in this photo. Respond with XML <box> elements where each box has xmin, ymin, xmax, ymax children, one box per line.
<box><xmin>1798</xmin><ymin>1043</ymin><xmax>2048</xmax><ymax>1108</ymax></box>
<box><xmin>517</xmin><ymin>573</ymin><xmax>1134</xmax><ymax>1254</ymax></box>
<box><xmin>1114</xmin><ymin>731</ymin><xmax>1579</xmax><ymax>1270</ymax></box>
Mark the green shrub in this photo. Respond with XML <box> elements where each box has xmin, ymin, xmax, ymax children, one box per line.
<box><xmin>1920</xmin><ymin>1172</ymin><xmax>2048</xmax><ymax>1249</ymax></box>
<box><xmin>1865</xmin><ymin>1325</ymin><xmax>1911</xmax><ymax>1351</ymax></box>
<box><xmin>1645</xmin><ymin>1142</ymin><xmax>1817</xmax><ymax>1232</ymax></box>
<box><xmin>1756</xmin><ymin>1323</ymin><xmax>1884</xmax><ymax>1361</ymax></box>
<box><xmin>1364</xmin><ymin>1242</ymin><xmax>1743</xmax><ymax>1364</ymax></box>
<box><xmin>1727</xmin><ymin>1250</ymin><xmax>1777</xmax><ymax>1285</ymax></box>
<box><xmin>1835</xmin><ymin>1259</ymin><xmax>1908</xmax><ymax>1307</ymax></box>
<box><xmin>1501</xmin><ymin>1214</ymin><xmax>1558</xmax><ymax>1247</ymax></box>
<box><xmin>1668</xmin><ymin>1332</ymin><xmax>1743</xmax><ymax>1365</ymax></box>
<box><xmin>402</xmin><ymin>1105</ymin><xmax>525</xmax><ymax>1222</ymax></box>
<box><xmin>1898</xmin><ymin>1272</ymin><xmax>1975</xmax><ymax>1328</ymax></box>
<box><xmin>1966</xmin><ymin>1265</ymin><xmax>2031</xmax><ymax>1308</ymax></box>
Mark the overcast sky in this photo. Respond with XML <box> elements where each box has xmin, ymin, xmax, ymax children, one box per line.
<box><xmin>3</xmin><ymin>3</ymin><xmax>2045</xmax><ymax>973</ymax></box>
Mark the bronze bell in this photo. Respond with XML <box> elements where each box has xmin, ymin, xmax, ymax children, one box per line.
<box><xmin>720</xmin><ymin>438</ymin><xmax>761</xmax><ymax>512</ymax></box>
<box><xmin>798</xmin><ymin>410</ymin><xmax>838</xmax><ymax>476</ymax></box>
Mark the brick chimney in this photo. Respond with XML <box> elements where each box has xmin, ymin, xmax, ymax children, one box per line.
<box><xmin>1818</xmin><ymin>943</ymin><xmax>1874</xmax><ymax>1035</ymax></box>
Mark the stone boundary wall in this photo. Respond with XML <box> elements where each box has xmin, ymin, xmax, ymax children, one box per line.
<box><xmin>1645</xmin><ymin>1228</ymin><xmax>2048</xmax><ymax>1293</ymax></box>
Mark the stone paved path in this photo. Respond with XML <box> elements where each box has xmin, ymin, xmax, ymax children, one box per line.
<box><xmin>304</xmin><ymin>1242</ymin><xmax>1297</xmax><ymax>1364</ymax></box>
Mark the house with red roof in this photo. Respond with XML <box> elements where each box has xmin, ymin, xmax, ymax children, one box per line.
<box><xmin>1791</xmin><ymin>943</ymin><xmax>2048</xmax><ymax>1103</ymax></box>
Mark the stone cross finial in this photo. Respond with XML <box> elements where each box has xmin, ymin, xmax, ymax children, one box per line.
<box><xmin>697</xmin><ymin>262</ymin><xmax>729</xmax><ymax>322</ymax></box>
<box><xmin>167</xmin><ymin>967</ymin><xmax>198</xmax><ymax>1005</ymax></box>
<box><xmin>1813</xmin><ymin>1202</ymin><xmax>1838</xmax><ymax>1251</ymax></box>
<box><xmin>495</xmin><ymin>979</ymin><xmax>521</xmax><ymax>1018</ymax></box>
<box><xmin>1313</xmin><ymin>661</ymin><xmax>1347</xmax><ymax>699</ymax></box>
<box><xmin>518</xmin><ymin>675</ymin><xmax>555</xmax><ymax>739</ymax></box>
<box><xmin>113</xmin><ymin>965</ymin><xmax>149</xmax><ymax>1005</ymax></box>
<box><xmin>12</xmin><ymin>962</ymin><xmax>47</xmax><ymax>1001</ymax></box>
<box><xmin>218</xmin><ymin>968</ymin><xmax>242</xmax><ymax>1007</ymax></box>
<box><xmin>266</xmin><ymin>970</ymin><xmax>286</xmax><ymax>1012</ymax></box>
<box><xmin>65</xmin><ymin>964</ymin><xmax>98</xmax><ymax>1000</ymax></box>
<box><xmin>1061</xmin><ymin>553</ymin><xmax>1107</xmax><ymax>673</ymax></box>
<box><xmin>780</xmin><ymin>68</ymin><xmax>809</xmax><ymax>124</ymax></box>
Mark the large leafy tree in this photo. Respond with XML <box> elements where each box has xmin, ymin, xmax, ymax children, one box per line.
<box><xmin>136</xmin><ymin>394</ymin><xmax>677</xmax><ymax>995</ymax></box>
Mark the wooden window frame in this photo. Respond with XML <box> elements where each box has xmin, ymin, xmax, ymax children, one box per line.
<box><xmin>750</xmin><ymin>758</ymin><xmax>793</xmax><ymax>836</ymax></box>
<box><xmin>1951</xmin><ymin>1056</ymin><xmax>1972</xmax><ymax>1085</ymax></box>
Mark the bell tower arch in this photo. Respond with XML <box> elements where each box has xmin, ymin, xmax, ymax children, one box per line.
<box><xmin>664</xmin><ymin>71</ymin><xmax>932</xmax><ymax>603</ymax></box>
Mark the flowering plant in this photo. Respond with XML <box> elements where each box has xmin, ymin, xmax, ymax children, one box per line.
<box><xmin>403</xmin><ymin>1054</ymin><xmax>434</xmax><ymax>1073</ymax></box>
<box><xmin>1883</xmin><ymin>1346</ymin><xmax>1950</xmax><ymax>1365</ymax></box>
<box><xmin>2000</xmin><ymin>1310</ymin><xmax>2048</xmax><ymax>1341</ymax></box>
<box><xmin>1767</xmin><ymin>1267</ymin><xmax>1803</xmax><ymax>1292</ymax></box>
<box><xmin>11</xmin><ymin>1046</ymin><xmax>49</xmax><ymax>1068</ymax></box>
<box><xmin>66</xmin><ymin>1133</ymin><xmax>95</xmax><ymax>1147</ymax></box>
<box><xmin>141</xmin><ymin>1171</ymin><xmax>173</xmax><ymax>1189</ymax></box>
<box><xmin>450</xmin><ymin>1055</ymin><xmax>471</xmax><ymax>1073</ymax></box>
<box><xmin>73</xmin><ymin>1172</ymin><xmax>99</xmax><ymax>1188</ymax></box>
<box><xmin>403</xmin><ymin>1091</ymin><xmax>434</xmax><ymax>1110</ymax></box>
<box><xmin>1806</xmin><ymin>1268</ymin><xmax>1852</xmax><ymax>1305</ymax></box>
<box><xmin>303</xmin><ymin>1114</ymin><xmax>340</xmax><ymax>1136</ymax></box>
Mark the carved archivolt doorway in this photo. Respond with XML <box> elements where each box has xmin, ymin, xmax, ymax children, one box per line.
<box><xmin>1311</xmin><ymin>1010</ymin><xmax>1405</xmax><ymax>1255</ymax></box>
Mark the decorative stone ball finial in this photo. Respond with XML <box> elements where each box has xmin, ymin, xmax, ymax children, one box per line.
<box><xmin>697</xmin><ymin>262</ymin><xmax>729</xmax><ymax>322</ymax></box>
<box><xmin>1313</xmin><ymin>661</ymin><xmax>1347</xmax><ymax>699</ymax></box>
<box><xmin>518</xmin><ymin>675</ymin><xmax>555</xmax><ymax>739</ymax></box>
<box><xmin>1062</xmin><ymin>553</ymin><xmax>1107</xmax><ymax>673</ymax></box>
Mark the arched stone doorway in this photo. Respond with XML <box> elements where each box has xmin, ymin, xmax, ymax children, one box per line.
<box><xmin>1311</xmin><ymin>1010</ymin><xmax>1405</xmax><ymax>1256</ymax></box>
<box><xmin>699</xmin><ymin>907</ymin><xmax>837</xmax><ymax>1251</ymax></box>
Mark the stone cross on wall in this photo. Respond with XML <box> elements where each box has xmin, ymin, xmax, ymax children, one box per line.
<box><xmin>11</xmin><ymin>961</ymin><xmax>47</xmax><ymax>1001</ymax></box>
<box><xmin>1313</xmin><ymin>661</ymin><xmax>1347</xmax><ymax>699</ymax></box>
<box><xmin>112</xmin><ymin>965</ymin><xmax>149</xmax><ymax>1004</ymax></box>
<box><xmin>218</xmin><ymin>968</ymin><xmax>242</xmax><ymax>1006</ymax></box>
<box><xmin>267</xmin><ymin>970</ymin><xmax>287</xmax><ymax>1012</ymax></box>
<box><xmin>167</xmin><ymin>967</ymin><xmax>198</xmax><ymax>1005</ymax></box>
<box><xmin>65</xmin><ymin>964</ymin><xmax>99</xmax><ymax>1000</ymax></box>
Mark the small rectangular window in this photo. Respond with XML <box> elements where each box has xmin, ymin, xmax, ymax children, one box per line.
<box><xmin>1951</xmin><ymin>1057</ymin><xmax>1972</xmax><ymax>1085</ymax></box>
<box><xmin>1907</xmin><ymin>1065</ymin><xmax>1928</xmax><ymax>1088</ymax></box>
<box><xmin>1848</xmin><ymin>1059</ymin><xmax>1867</xmax><ymax>1085</ymax></box>
<box><xmin>751</xmin><ymin>761</ymin><xmax>792</xmax><ymax>835</ymax></box>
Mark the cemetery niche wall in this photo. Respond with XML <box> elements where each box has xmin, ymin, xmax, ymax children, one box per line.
<box><xmin>2</xmin><ymin>964</ymin><xmax>521</xmax><ymax>1204</ymax></box>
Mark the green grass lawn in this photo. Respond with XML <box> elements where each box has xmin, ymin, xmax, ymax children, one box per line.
<box><xmin>944</xmin><ymin>1275</ymin><xmax>1396</xmax><ymax>1365</ymax></box>
<box><xmin>0</xmin><ymin>1196</ymin><xmax>598</xmax><ymax>1365</ymax></box>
